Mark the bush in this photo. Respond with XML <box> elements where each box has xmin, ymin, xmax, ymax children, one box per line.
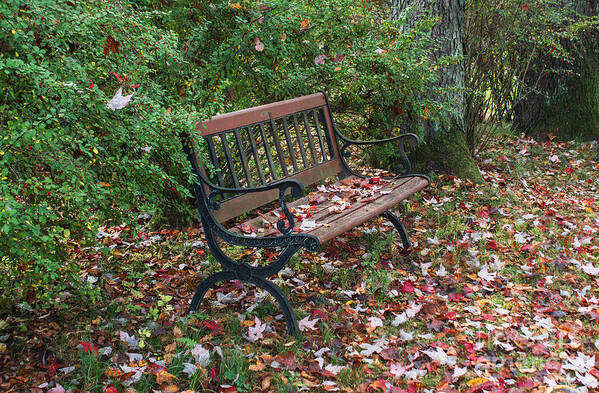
<box><xmin>165</xmin><ymin>0</ymin><xmax>439</xmax><ymax>151</ymax></box>
<box><xmin>464</xmin><ymin>0</ymin><xmax>596</xmax><ymax>153</ymax></box>
<box><xmin>0</xmin><ymin>0</ymin><xmax>207</xmax><ymax>306</ymax></box>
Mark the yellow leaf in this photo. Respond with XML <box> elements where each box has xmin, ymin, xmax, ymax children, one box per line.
<box><xmin>467</xmin><ymin>377</ymin><xmax>488</xmax><ymax>387</ymax></box>
<box><xmin>100</xmin><ymin>182</ymin><xmax>111</xmax><ymax>187</ymax></box>
<box><xmin>249</xmin><ymin>361</ymin><xmax>265</xmax><ymax>371</ymax></box>
<box><xmin>156</xmin><ymin>370</ymin><xmax>176</xmax><ymax>385</ymax></box>
<box><xmin>231</xmin><ymin>3</ymin><xmax>242</xmax><ymax>9</ymax></box>
<box><xmin>93</xmin><ymin>147</ymin><xmax>99</xmax><ymax>154</ymax></box>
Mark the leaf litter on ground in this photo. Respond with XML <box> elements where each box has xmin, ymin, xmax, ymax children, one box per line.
<box><xmin>1</xmin><ymin>134</ymin><xmax>599</xmax><ymax>393</ymax></box>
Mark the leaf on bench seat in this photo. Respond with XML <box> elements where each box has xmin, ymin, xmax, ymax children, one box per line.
<box><xmin>298</xmin><ymin>219</ymin><xmax>318</xmax><ymax>231</ymax></box>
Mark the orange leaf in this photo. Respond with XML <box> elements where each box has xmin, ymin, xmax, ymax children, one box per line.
<box><xmin>274</xmin><ymin>352</ymin><xmax>297</xmax><ymax>370</ymax></box>
<box><xmin>119</xmin><ymin>371</ymin><xmax>136</xmax><ymax>382</ymax></box>
<box><xmin>248</xmin><ymin>361</ymin><xmax>265</xmax><ymax>372</ymax></box>
<box><xmin>104</xmin><ymin>368</ymin><xmax>123</xmax><ymax>378</ymax></box>
<box><xmin>369</xmin><ymin>379</ymin><xmax>388</xmax><ymax>392</ymax></box>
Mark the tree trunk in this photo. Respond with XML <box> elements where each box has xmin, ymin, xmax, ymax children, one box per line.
<box><xmin>391</xmin><ymin>0</ymin><xmax>483</xmax><ymax>183</ymax></box>
<box><xmin>513</xmin><ymin>0</ymin><xmax>599</xmax><ymax>139</ymax></box>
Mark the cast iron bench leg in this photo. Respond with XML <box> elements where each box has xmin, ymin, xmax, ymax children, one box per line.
<box><xmin>189</xmin><ymin>270</ymin><xmax>237</xmax><ymax>313</ymax></box>
<box><xmin>383</xmin><ymin>210</ymin><xmax>411</xmax><ymax>251</ymax></box>
<box><xmin>188</xmin><ymin>269</ymin><xmax>299</xmax><ymax>336</ymax></box>
<box><xmin>249</xmin><ymin>275</ymin><xmax>298</xmax><ymax>336</ymax></box>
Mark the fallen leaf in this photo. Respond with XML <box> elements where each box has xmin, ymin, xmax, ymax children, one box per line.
<box><xmin>254</xmin><ymin>37</ymin><xmax>264</xmax><ymax>52</ymax></box>
<box><xmin>155</xmin><ymin>370</ymin><xmax>176</xmax><ymax>385</ymax></box>
<box><xmin>103</xmin><ymin>36</ymin><xmax>121</xmax><ymax>57</ymax></box>
<box><xmin>107</xmin><ymin>87</ymin><xmax>135</xmax><ymax>110</ymax></box>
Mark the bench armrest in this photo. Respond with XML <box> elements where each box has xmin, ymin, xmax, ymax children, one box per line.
<box><xmin>202</xmin><ymin>178</ymin><xmax>320</xmax><ymax>253</ymax></box>
<box><xmin>335</xmin><ymin>131</ymin><xmax>420</xmax><ymax>177</ymax></box>
<box><xmin>205</xmin><ymin>178</ymin><xmax>305</xmax><ymax>236</ymax></box>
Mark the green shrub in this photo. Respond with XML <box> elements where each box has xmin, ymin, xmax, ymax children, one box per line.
<box><xmin>0</xmin><ymin>0</ymin><xmax>208</xmax><ymax>306</ymax></box>
<box><xmin>465</xmin><ymin>0</ymin><xmax>598</xmax><ymax>153</ymax></box>
<box><xmin>165</xmin><ymin>0</ymin><xmax>439</xmax><ymax>148</ymax></box>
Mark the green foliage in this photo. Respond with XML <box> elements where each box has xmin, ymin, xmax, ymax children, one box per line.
<box><xmin>0</xmin><ymin>0</ymin><xmax>205</xmax><ymax>306</ymax></box>
<box><xmin>465</xmin><ymin>0</ymin><xmax>598</xmax><ymax>153</ymax></box>
<box><xmin>165</xmin><ymin>0</ymin><xmax>439</xmax><ymax>137</ymax></box>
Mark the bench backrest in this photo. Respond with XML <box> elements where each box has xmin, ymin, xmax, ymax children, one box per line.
<box><xmin>196</xmin><ymin>92</ymin><xmax>345</xmax><ymax>222</ymax></box>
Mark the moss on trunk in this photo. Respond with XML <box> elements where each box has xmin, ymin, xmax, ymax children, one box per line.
<box><xmin>530</xmin><ymin>51</ymin><xmax>599</xmax><ymax>140</ymax></box>
<box><xmin>415</xmin><ymin>127</ymin><xmax>484</xmax><ymax>183</ymax></box>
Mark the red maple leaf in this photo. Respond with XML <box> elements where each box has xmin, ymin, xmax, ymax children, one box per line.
<box><xmin>401</xmin><ymin>281</ymin><xmax>415</xmax><ymax>293</ymax></box>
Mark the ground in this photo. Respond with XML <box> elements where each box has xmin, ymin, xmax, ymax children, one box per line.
<box><xmin>1</xmin><ymin>132</ymin><xmax>599</xmax><ymax>393</ymax></box>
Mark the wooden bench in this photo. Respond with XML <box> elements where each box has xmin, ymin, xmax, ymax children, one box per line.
<box><xmin>181</xmin><ymin>92</ymin><xmax>429</xmax><ymax>335</ymax></box>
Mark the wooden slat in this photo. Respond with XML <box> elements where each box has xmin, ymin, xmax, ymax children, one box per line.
<box><xmin>232</xmin><ymin>177</ymin><xmax>428</xmax><ymax>242</ymax></box>
<box><xmin>309</xmin><ymin>177</ymin><xmax>429</xmax><ymax>243</ymax></box>
<box><xmin>302</xmin><ymin>178</ymin><xmax>412</xmax><ymax>227</ymax></box>
<box><xmin>237</xmin><ymin>176</ymin><xmax>414</xmax><ymax>236</ymax></box>
<box><xmin>198</xmin><ymin>93</ymin><xmax>327</xmax><ymax>135</ymax></box>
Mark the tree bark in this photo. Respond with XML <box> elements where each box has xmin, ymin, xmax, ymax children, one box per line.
<box><xmin>513</xmin><ymin>0</ymin><xmax>599</xmax><ymax>139</ymax></box>
<box><xmin>391</xmin><ymin>0</ymin><xmax>483</xmax><ymax>183</ymax></box>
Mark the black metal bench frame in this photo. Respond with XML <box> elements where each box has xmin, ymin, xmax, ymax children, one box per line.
<box><xmin>181</xmin><ymin>91</ymin><xmax>429</xmax><ymax>335</ymax></box>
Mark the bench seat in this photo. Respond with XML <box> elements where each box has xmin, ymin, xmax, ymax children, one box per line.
<box><xmin>235</xmin><ymin>175</ymin><xmax>428</xmax><ymax>243</ymax></box>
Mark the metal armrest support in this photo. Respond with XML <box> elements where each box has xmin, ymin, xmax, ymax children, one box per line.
<box><xmin>335</xmin><ymin>131</ymin><xmax>420</xmax><ymax>178</ymax></box>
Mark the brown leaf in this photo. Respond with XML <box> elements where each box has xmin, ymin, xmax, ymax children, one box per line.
<box><xmin>261</xmin><ymin>376</ymin><xmax>271</xmax><ymax>390</ymax></box>
<box><xmin>165</xmin><ymin>342</ymin><xmax>177</xmax><ymax>353</ymax></box>
<box><xmin>173</xmin><ymin>326</ymin><xmax>183</xmax><ymax>337</ymax></box>
<box><xmin>380</xmin><ymin>347</ymin><xmax>401</xmax><ymax>361</ymax></box>
<box><xmin>274</xmin><ymin>351</ymin><xmax>297</xmax><ymax>370</ymax></box>
<box><xmin>103</xmin><ymin>36</ymin><xmax>121</xmax><ymax>57</ymax></box>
